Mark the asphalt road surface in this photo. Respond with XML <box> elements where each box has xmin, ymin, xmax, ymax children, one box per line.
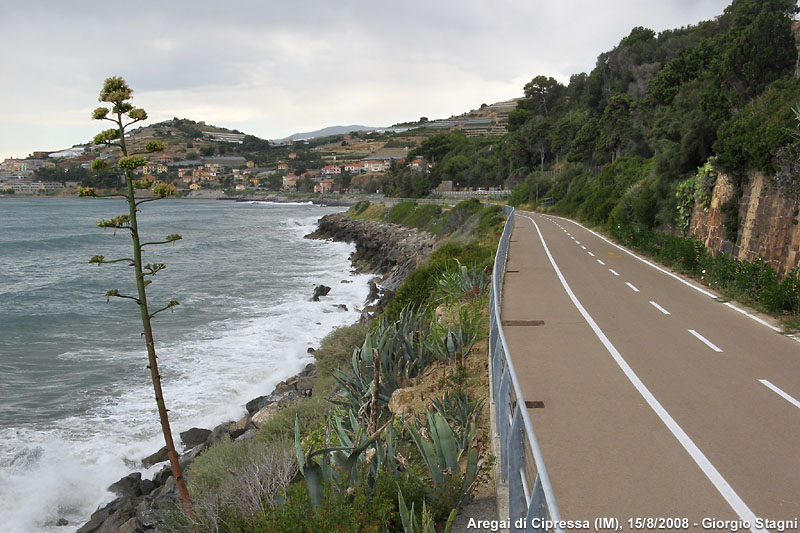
<box><xmin>501</xmin><ymin>212</ymin><xmax>800</xmax><ymax>532</ymax></box>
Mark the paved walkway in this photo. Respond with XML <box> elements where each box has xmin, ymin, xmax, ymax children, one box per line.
<box><xmin>500</xmin><ymin>212</ymin><xmax>800</xmax><ymax>530</ymax></box>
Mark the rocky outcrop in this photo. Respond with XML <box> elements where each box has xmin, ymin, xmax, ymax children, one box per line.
<box><xmin>78</xmin><ymin>363</ymin><xmax>319</xmax><ymax>532</ymax></box>
<box><xmin>306</xmin><ymin>212</ymin><xmax>436</xmax><ymax>292</ymax></box>
<box><xmin>690</xmin><ymin>170</ymin><xmax>800</xmax><ymax>277</ymax></box>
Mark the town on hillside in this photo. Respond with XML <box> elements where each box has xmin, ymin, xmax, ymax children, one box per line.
<box><xmin>0</xmin><ymin>99</ymin><xmax>517</xmax><ymax>198</ymax></box>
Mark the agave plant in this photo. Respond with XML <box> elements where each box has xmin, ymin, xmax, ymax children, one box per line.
<box><xmin>432</xmin><ymin>391</ymin><xmax>484</xmax><ymax>451</ymax></box>
<box><xmin>398</xmin><ymin>487</ymin><xmax>457</xmax><ymax>533</ymax></box>
<box><xmin>427</xmin><ymin>307</ymin><xmax>482</xmax><ymax>365</ymax></box>
<box><xmin>407</xmin><ymin>411</ymin><xmax>479</xmax><ymax>496</ymax></box>
<box><xmin>294</xmin><ymin>410</ymin><xmax>409</xmax><ymax>508</ymax></box>
<box><xmin>438</xmin><ymin>260</ymin><xmax>490</xmax><ymax>301</ymax></box>
<box><xmin>333</xmin><ymin>307</ymin><xmax>434</xmax><ymax>417</ymax></box>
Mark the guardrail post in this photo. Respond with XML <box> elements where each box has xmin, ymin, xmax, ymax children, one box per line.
<box><xmin>508</xmin><ymin>407</ymin><xmax>526</xmax><ymax>532</ymax></box>
<box><xmin>526</xmin><ymin>475</ymin><xmax>547</xmax><ymax>533</ymax></box>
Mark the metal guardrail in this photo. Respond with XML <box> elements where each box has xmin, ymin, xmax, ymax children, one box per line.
<box><xmin>490</xmin><ymin>207</ymin><xmax>564</xmax><ymax>533</ymax></box>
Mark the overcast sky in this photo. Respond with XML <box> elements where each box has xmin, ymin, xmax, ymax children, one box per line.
<box><xmin>1</xmin><ymin>0</ymin><xmax>733</xmax><ymax>159</ymax></box>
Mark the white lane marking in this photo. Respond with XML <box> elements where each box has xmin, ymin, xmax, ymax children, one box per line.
<box><xmin>570</xmin><ymin>236</ymin><xmax>575</xmax><ymax>240</ymax></box>
<box><xmin>723</xmin><ymin>302</ymin><xmax>783</xmax><ymax>333</ymax></box>
<box><xmin>609</xmin><ymin>269</ymin><xmax>619</xmax><ymax>276</ymax></box>
<box><xmin>523</xmin><ymin>215</ymin><xmax>765</xmax><ymax>532</ymax></box>
<box><xmin>588</xmin><ymin>252</ymin><xmax>595</xmax><ymax>257</ymax></box>
<box><xmin>576</xmin><ymin>241</ymin><xmax>581</xmax><ymax>245</ymax></box>
<box><xmin>597</xmin><ymin>259</ymin><xmax>605</xmax><ymax>265</ymax></box>
<box><xmin>626</xmin><ymin>282</ymin><xmax>640</xmax><ymax>292</ymax></box>
<box><xmin>688</xmin><ymin>330</ymin><xmax>724</xmax><ymax>352</ymax></box>
<box><xmin>759</xmin><ymin>379</ymin><xmax>800</xmax><ymax>410</ymax></box>
<box><xmin>580</xmin><ymin>245</ymin><xmax>586</xmax><ymax>250</ymax></box>
<box><xmin>543</xmin><ymin>214</ymin><xmax>800</xmax><ymax>344</ymax></box>
<box><xmin>649</xmin><ymin>301</ymin><xmax>671</xmax><ymax>315</ymax></box>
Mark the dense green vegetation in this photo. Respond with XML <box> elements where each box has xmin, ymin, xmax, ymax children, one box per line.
<box><xmin>381</xmin><ymin>0</ymin><xmax>799</xmax><ymax>240</ymax></box>
<box><xmin>164</xmin><ymin>201</ymin><xmax>505</xmax><ymax>532</ymax></box>
<box><xmin>608</xmin><ymin>225</ymin><xmax>800</xmax><ymax>326</ymax></box>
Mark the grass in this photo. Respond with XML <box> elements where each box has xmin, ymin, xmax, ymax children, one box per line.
<box><xmin>168</xmin><ymin>198</ymin><xmax>506</xmax><ymax>532</ymax></box>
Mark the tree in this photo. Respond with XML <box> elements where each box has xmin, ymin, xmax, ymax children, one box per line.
<box><xmin>522</xmin><ymin>75</ymin><xmax>565</xmax><ymax>116</ymax></box>
<box><xmin>600</xmin><ymin>94</ymin><xmax>633</xmax><ymax>160</ymax></box>
<box><xmin>79</xmin><ymin>77</ymin><xmax>194</xmax><ymax>517</ymax></box>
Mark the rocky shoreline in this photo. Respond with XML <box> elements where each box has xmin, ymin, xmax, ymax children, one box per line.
<box><xmin>76</xmin><ymin>210</ymin><xmax>436</xmax><ymax>533</ymax></box>
<box><xmin>306</xmin><ymin>212</ymin><xmax>436</xmax><ymax>293</ymax></box>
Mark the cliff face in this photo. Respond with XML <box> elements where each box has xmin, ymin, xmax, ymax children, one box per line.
<box><xmin>690</xmin><ymin>170</ymin><xmax>800</xmax><ymax>277</ymax></box>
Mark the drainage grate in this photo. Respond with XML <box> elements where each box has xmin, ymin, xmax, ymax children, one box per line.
<box><xmin>526</xmin><ymin>401</ymin><xmax>545</xmax><ymax>409</ymax></box>
<box><xmin>502</xmin><ymin>320</ymin><xmax>544</xmax><ymax>326</ymax></box>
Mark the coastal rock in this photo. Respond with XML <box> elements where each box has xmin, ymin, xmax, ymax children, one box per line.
<box><xmin>76</xmin><ymin>498</ymin><xmax>120</xmax><ymax>533</ymax></box>
<box><xmin>334</xmin><ymin>303</ymin><xmax>348</xmax><ymax>311</ymax></box>
<box><xmin>245</xmin><ymin>396</ymin><xmax>269</xmax><ymax>414</ymax></box>
<box><xmin>179</xmin><ymin>427</ymin><xmax>212</xmax><ymax>449</ymax></box>
<box><xmin>141</xmin><ymin>447</ymin><xmax>169</xmax><ymax>468</ymax></box>
<box><xmin>250</xmin><ymin>404</ymin><xmax>281</xmax><ymax>428</ymax></box>
<box><xmin>312</xmin><ymin>284</ymin><xmax>332</xmax><ymax>301</ymax></box>
<box><xmin>153</xmin><ymin>466</ymin><xmax>172</xmax><ymax>486</ymax></box>
<box><xmin>56</xmin><ymin>518</ymin><xmax>69</xmax><ymax>526</ymax></box>
<box><xmin>307</xmin><ymin>347</ymin><xmax>316</xmax><ymax>354</ymax></box>
<box><xmin>306</xmin><ymin>213</ymin><xmax>435</xmax><ymax>293</ymax></box>
<box><xmin>108</xmin><ymin>473</ymin><xmax>142</xmax><ymax>499</ymax></box>
<box><xmin>297</xmin><ymin>376</ymin><xmax>314</xmax><ymax>396</ymax></box>
<box><xmin>118</xmin><ymin>517</ymin><xmax>139</xmax><ymax>533</ymax></box>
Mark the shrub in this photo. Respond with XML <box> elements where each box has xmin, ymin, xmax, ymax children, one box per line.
<box><xmin>313</xmin><ymin>322</ymin><xmax>369</xmax><ymax>378</ymax></box>
<box><xmin>384</xmin><ymin>201</ymin><xmax>418</xmax><ymax>224</ymax></box>
<box><xmin>166</xmin><ymin>438</ymin><xmax>297</xmax><ymax>533</ymax></box>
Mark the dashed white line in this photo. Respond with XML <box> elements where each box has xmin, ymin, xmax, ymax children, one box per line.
<box><xmin>759</xmin><ymin>379</ymin><xmax>800</xmax><ymax>410</ymax></box>
<box><xmin>649</xmin><ymin>301</ymin><xmax>671</xmax><ymax>315</ymax></box>
<box><xmin>626</xmin><ymin>282</ymin><xmax>640</xmax><ymax>292</ymax></box>
<box><xmin>541</xmin><ymin>213</ymin><xmax>800</xmax><ymax>345</ymax></box>
<box><xmin>688</xmin><ymin>329</ymin><xmax>723</xmax><ymax>352</ymax></box>
<box><xmin>609</xmin><ymin>269</ymin><xmax>619</xmax><ymax>276</ymax></box>
<box><xmin>588</xmin><ymin>252</ymin><xmax>595</xmax><ymax>257</ymax></box>
<box><xmin>597</xmin><ymin>259</ymin><xmax>605</xmax><ymax>265</ymax></box>
<box><xmin>524</xmin><ymin>215</ymin><xmax>764</xmax><ymax>532</ymax></box>
<box><xmin>580</xmin><ymin>245</ymin><xmax>586</xmax><ymax>250</ymax></box>
<box><xmin>576</xmin><ymin>241</ymin><xmax>581</xmax><ymax>245</ymax></box>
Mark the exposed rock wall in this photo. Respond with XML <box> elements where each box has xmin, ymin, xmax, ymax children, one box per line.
<box><xmin>306</xmin><ymin>212</ymin><xmax>436</xmax><ymax>292</ymax></box>
<box><xmin>690</xmin><ymin>170</ymin><xmax>800</xmax><ymax>277</ymax></box>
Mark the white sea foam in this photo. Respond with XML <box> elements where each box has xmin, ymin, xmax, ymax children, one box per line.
<box><xmin>0</xmin><ymin>206</ymin><xmax>372</xmax><ymax>531</ymax></box>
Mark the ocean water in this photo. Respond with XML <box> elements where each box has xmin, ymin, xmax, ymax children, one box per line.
<box><xmin>0</xmin><ymin>198</ymin><xmax>371</xmax><ymax>531</ymax></box>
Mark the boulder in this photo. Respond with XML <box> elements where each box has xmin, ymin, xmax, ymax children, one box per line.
<box><xmin>142</xmin><ymin>447</ymin><xmax>169</xmax><ymax>468</ymax></box>
<box><xmin>389</xmin><ymin>388</ymin><xmax>416</xmax><ymax>416</ymax></box>
<box><xmin>297</xmin><ymin>376</ymin><xmax>314</xmax><ymax>396</ymax></box>
<box><xmin>56</xmin><ymin>518</ymin><xmax>69</xmax><ymax>526</ymax></box>
<box><xmin>152</xmin><ymin>466</ymin><xmax>172</xmax><ymax>486</ymax></box>
<box><xmin>108</xmin><ymin>472</ymin><xmax>142</xmax><ymax>498</ymax></box>
<box><xmin>245</xmin><ymin>396</ymin><xmax>268</xmax><ymax>414</ymax></box>
<box><xmin>139</xmin><ymin>478</ymin><xmax>157</xmax><ymax>497</ymax></box>
<box><xmin>179</xmin><ymin>427</ymin><xmax>211</xmax><ymax>449</ymax></box>
<box><xmin>77</xmin><ymin>499</ymin><xmax>120</xmax><ymax>533</ymax></box>
<box><xmin>312</xmin><ymin>285</ymin><xmax>331</xmax><ymax>301</ymax></box>
<box><xmin>307</xmin><ymin>347</ymin><xmax>316</xmax><ymax>354</ymax></box>
<box><xmin>273</xmin><ymin>380</ymin><xmax>294</xmax><ymax>394</ymax></box>
<box><xmin>250</xmin><ymin>404</ymin><xmax>281</xmax><ymax>428</ymax></box>
<box><xmin>118</xmin><ymin>517</ymin><xmax>139</xmax><ymax>533</ymax></box>
<box><xmin>335</xmin><ymin>304</ymin><xmax>348</xmax><ymax>311</ymax></box>
<box><xmin>235</xmin><ymin>429</ymin><xmax>258</xmax><ymax>442</ymax></box>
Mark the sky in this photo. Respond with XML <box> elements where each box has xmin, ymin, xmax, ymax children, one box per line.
<box><xmin>0</xmin><ymin>0</ymin><xmax>734</xmax><ymax>159</ymax></box>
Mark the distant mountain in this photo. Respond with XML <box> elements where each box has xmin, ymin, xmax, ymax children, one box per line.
<box><xmin>280</xmin><ymin>125</ymin><xmax>382</xmax><ymax>142</ymax></box>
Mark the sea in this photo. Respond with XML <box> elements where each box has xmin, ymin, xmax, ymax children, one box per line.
<box><xmin>0</xmin><ymin>197</ymin><xmax>371</xmax><ymax>531</ymax></box>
